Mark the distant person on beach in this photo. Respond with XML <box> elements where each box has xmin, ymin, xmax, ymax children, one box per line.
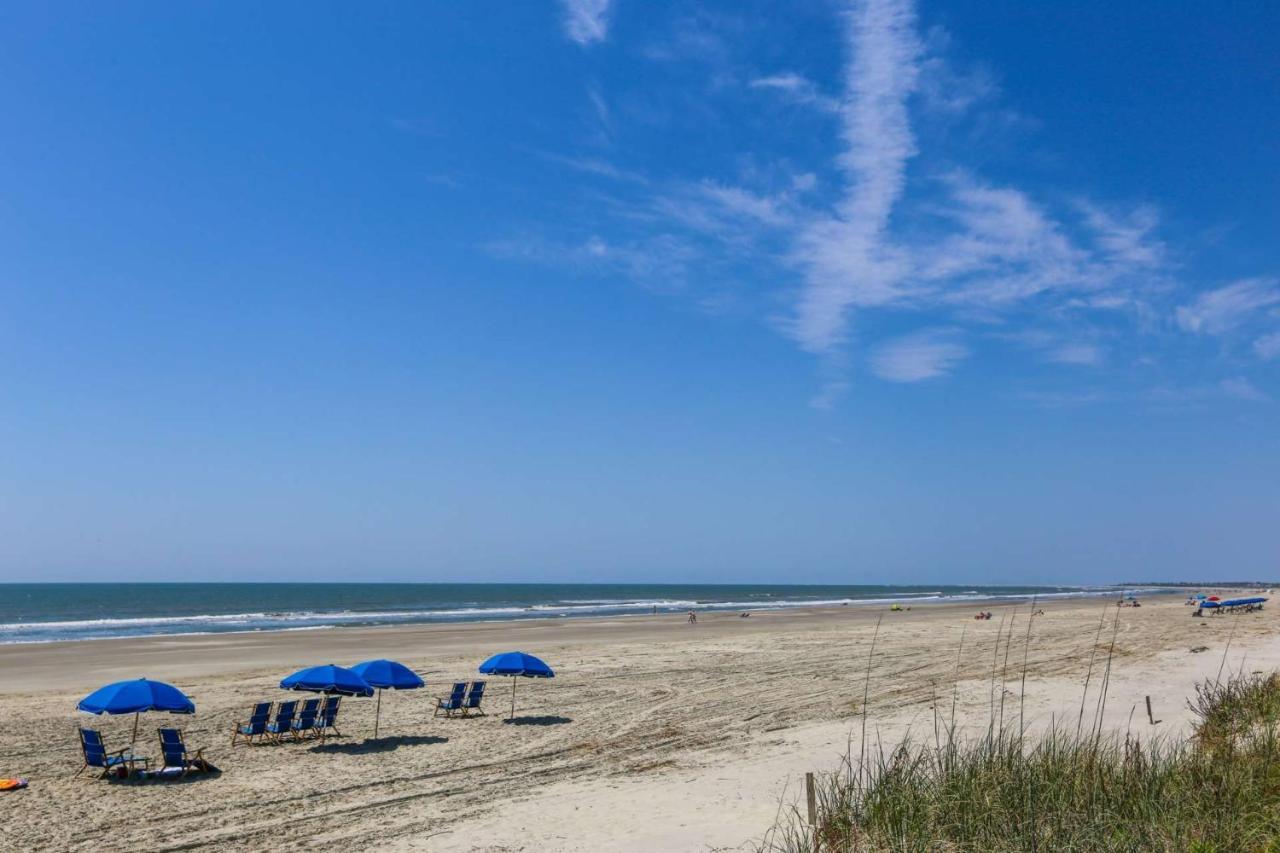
<box><xmin>687</xmin><ymin>610</ymin><xmax>697</xmax><ymax>623</ymax></box>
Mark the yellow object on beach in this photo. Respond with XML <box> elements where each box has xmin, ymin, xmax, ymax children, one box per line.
<box><xmin>890</xmin><ymin>604</ymin><xmax>902</xmax><ymax>611</ymax></box>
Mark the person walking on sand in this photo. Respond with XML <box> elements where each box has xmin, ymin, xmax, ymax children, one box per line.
<box><xmin>687</xmin><ymin>610</ymin><xmax>697</xmax><ymax>623</ymax></box>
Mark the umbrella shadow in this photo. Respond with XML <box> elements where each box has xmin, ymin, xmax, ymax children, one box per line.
<box><xmin>502</xmin><ymin>715</ymin><xmax>573</xmax><ymax>727</ymax></box>
<box><xmin>309</xmin><ymin>734</ymin><xmax>448</xmax><ymax>755</ymax></box>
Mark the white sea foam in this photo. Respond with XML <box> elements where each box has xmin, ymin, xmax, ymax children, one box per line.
<box><xmin>0</xmin><ymin>586</ymin><xmax>1169</xmax><ymax>644</ymax></box>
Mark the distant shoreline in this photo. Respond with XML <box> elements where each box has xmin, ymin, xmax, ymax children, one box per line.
<box><xmin>0</xmin><ymin>582</ymin><xmax>1196</xmax><ymax>647</ymax></box>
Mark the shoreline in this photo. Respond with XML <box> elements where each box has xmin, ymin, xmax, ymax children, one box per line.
<box><xmin>0</xmin><ymin>583</ymin><xmax>1188</xmax><ymax>653</ymax></box>
<box><xmin>0</xmin><ymin>590</ymin><xmax>1201</xmax><ymax>694</ymax></box>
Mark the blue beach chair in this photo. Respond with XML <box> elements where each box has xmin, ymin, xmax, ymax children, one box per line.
<box><xmin>462</xmin><ymin>680</ymin><xmax>487</xmax><ymax>717</ymax></box>
<box><xmin>155</xmin><ymin>728</ymin><xmax>212</xmax><ymax>778</ymax></box>
<box><xmin>266</xmin><ymin>700</ymin><xmax>298</xmax><ymax>742</ymax></box>
<box><xmin>317</xmin><ymin>696</ymin><xmax>342</xmax><ymax>738</ymax></box>
<box><xmin>231</xmin><ymin>701</ymin><xmax>273</xmax><ymax>746</ymax></box>
<box><xmin>291</xmin><ymin>698</ymin><xmax>321</xmax><ymax>740</ymax></box>
<box><xmin>77</xmin><ymin>727</ymin><xmax>147</xmax><ymax>779</ymax></box>
<box><xmin>434</xmin><ymin>682</ymin><xmax>467</xmax><ymax>718</ymax></box>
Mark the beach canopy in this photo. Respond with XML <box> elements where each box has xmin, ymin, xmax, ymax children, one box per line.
<box><xmin>78</xmin><ymin>678</ymin><xmax>195</xmax><ymax>716</ymax></box>
<box><xmin>77</xmin><ymin>678</ymin><xmax>195</xmax><ymax>745</ymax></box>
<box><xmin>350</xmin><ymin>659</ymin><xmax>424</xmax><ymax>738</ymax></box>
<box><xmin>479</xmin><ymin>651</ymin><xmax>555</xmax><ymax>679</ymax></box>
<box><xmin>280</xmin><ymin>664</ymin><xmax>374</xmax><ymax>697</ymax></box>
<box><xmin>350</xmin><ymin>659</ymin><xmax>424</xmax><ymax>691</ymax></box>
<box><xmin>479</xmin><ymin>651</ymin><xmax>554</xmax><ymax>720</ymax></box>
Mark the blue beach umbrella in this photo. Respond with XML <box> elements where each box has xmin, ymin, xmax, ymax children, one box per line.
<box><xmin>479</xmin><ymin>651</ymin><xmax>555</xmax><ymax>720</ymax></box>
<box><xmin>78</xmin><ymin>678</ymin><xmax>195</xmax><ymax>744</ymax></box>
<box><xmin>350</xmin><ymin>659</ymin><xmax>424</xmax><ymax>738</ymax></box>
<box><xmin>280</xmin><ymin>664</ymin><xmax>374</xmax><ymax>697</ymax></box>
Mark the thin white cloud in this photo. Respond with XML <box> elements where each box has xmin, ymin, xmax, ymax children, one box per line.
<box><xmin>1047</xmin><ymin>343</ymin><xmax>1104</xmax><ymax>366</ymax></box>
<box><xmin>788</xmin><ymin>0</ymin><xmax>922</xmax><ymax>354</ymax></box>
<box><xmin>1220</xmin><ymin>377</ymin><xmax>1268</xmax><ymax>402</ymax></box>
<box><xmin>1079</xmin><ymin>202</ymin><xmax>1164</xmax><ymax>267</ymax></box>
<box><xmin>917</xmin><ymin>26</ymin><xmax>998</xmax><ymax>115</ymax></box>
<box><xmin>1175</xmin><ymin>277</ymin><xmax>1280</xmax><ymax>335</ymax></box>
<box><xmin>1254</xmin><ymin>331</ymin><xmax>1280</xmax><ymax>360</ymax></box>
<box><xmin>560</xmin><ymin>0</ymin><xmax>612</xmax><ymax>46</ymax></box>
<box><xmin>749</xmin><ymin>73</ymin><xmax>841</xmax><ymax>114</ymax></box>
<box><xmin>868</xmin><ymin>329</ymin><xmax>967</xmax><ymax>382</ymax></box>
<box><xmin>540</xmin><ymin>152</ymin><xmax>649</xmax><ymax>184</ymax></box>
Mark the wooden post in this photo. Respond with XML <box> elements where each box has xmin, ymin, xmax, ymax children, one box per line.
<box><xmin>805</xmin><ymin>771</ymin><xmax>818</xmax><ymax>849</ymax></box>
<box><xmin>1145</xmin><ymin>695</ymin><xmax>1154</xmax><ymax>725</ymax></box>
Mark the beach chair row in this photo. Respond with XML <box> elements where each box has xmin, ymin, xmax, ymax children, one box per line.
<box><xmin>231</xmin><ymin>696</ymin><xmax>342</xmax><ymax>746</ymax></box>
<box><xmin>434</xmin><ymin>680</ymin><xmax>486</xmax><ymax>718</ymax></box>
<box><xmin>78</xmin><ymin>726</ymin><xmax>212</xmax><ymax>780</ymax></box>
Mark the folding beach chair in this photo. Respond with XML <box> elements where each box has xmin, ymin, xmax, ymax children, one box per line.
<box><xmin>462</xmin><ymin>680</ymin><xmax>487</xmax><ymax>717</ymax></box>
<box><xmin>231</xmin><ymin>701</ymin><xmax>273</xmax><ymax>746</ymax></box>
<box><xmin>290</xmin><ymin>698</ymin><xmax>321</xmax><ymax>740</ymax></box>
<box><xmin>155</xmin><ymin>728</ymin><xmax>213</xmax><ymax>778</ymax></box>
<box><xmin>77</xmin><ymin>727</ymin><xmax>147</xmax><ymax>779</ymax></box>
<box><xmin>434</xmin><ymin>682</ymin><xmax>467</xmax><ymax>718</ymax></box>
<box><xmin>317</xmin><ymin>696</ymin><xmax>342</xmax><ymax>738</ymax></box>
<box><xmin>266</xmin><ymin>700</ymin><xmax>298</xmax><ymax>742</ymax></box>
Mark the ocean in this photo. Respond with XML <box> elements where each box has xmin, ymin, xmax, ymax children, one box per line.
<box><xmin>0</xmin><ymin>582</ymin><xmax>1155</xmax><ymax>645</ymax></box>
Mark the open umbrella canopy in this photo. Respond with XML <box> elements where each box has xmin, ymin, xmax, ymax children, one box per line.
<box><xmin>350</xmin><ymin>659</ymin><xmax>424</xmax><ymax>690</ymax></box>
<box><xmin>479</xmin><ymin>651</ymin><xmax>555</xmax><ymax>679</ymax></box>
<box><xmin>280</xmin><ymin>664</ymin><xmax>374</xmax><ymax>697</ymax></box>
<box><xmin>349</xmin><ymin>660</ymin><xmax>424</xmax><ymax>738</ymax></box>
<box><xmin>78</xmin><ymin>678</ymin><xmax>195</xmax><ymax>716</ymax></box>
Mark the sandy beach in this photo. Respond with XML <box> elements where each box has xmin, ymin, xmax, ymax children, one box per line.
<box><xmin>2</xmin><ymin>593</ymin><xmax>1276</xmax><ymax>851</ymax></box>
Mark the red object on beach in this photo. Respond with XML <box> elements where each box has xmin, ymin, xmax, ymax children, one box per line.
<box><xmin>1207</xmin><ymin>596</ymin><xmax>1221</xmax><ymax>601</ymax></box>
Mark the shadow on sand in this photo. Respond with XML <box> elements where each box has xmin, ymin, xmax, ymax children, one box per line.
<box><xmin>502</xmin><ymin>715</ymin><xmax>573</xmax><ymax>727</ymax></box>
<box><xmin>309</xmin><ymin>735</ymin><xmax>448</xmax><ymax>755</ymax></box>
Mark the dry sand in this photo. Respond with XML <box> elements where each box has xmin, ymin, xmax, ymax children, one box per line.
<box><xmin>1</xmin><ymin>593</ymin><xmax>1276</xmax><ymax>851</ymax></box>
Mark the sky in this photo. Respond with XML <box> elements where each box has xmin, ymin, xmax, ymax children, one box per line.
<box><xmin>1</xmin><ymin>0</ymin><xmax>1277</xmax><ymax>585</ymax></box>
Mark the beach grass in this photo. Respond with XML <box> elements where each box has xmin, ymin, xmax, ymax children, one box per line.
<box><xmin>760</xmin><ymin>646</ymin><xmax>1280</xmax><ymax>851</ymax></box>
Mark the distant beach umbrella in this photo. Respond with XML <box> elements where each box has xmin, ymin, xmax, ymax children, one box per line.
<box><xmin>77</xmin><ymin>678</ymin><xmax>195</xmax><ymax>745</ymax></box>
<box><xmin>350</xmin><ymin>659</ymin><xmax>424</xmax><ymax>738</ymax></box>
<box><xmin>280</xmin><ymin>664</ymin><xmax>374</xmax><ymax>697</ymax></box>
<box><xmin>478</xmin><ymin>651</ymin><xmax>555</xmax><ymax>720</ymax></box>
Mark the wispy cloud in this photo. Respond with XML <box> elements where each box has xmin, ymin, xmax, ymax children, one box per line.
<box><xmin>1220</xmin><ymin>377</ymin><xmax>1268</xmax><ymax>402</ymax></box>
<box><xmin>868</xmin><ymin>329</ymin><xmax>967</xmax><ymax>381</ymax></box>
<box><xmin>506</xmin><ymin>0</ymin><xmax>1273</xmax><ymax>408</ymax></box>
<box><xmin>560</xmin><ymin>0</ymin><xmax>612</xmax><ymax>46</ymax></box>
<box><xmin>788</xmin><ymin>0</ymin><xmax>922</xmax><ymax>354</ymax></box>
<box><xmin>749</xmin><ymin>73</ymin><xmax>840</xmax><ymax>114</ymax></box>
<box><xmin>1175</xmin><ymin>277</ymin><xmax>1280</xmax><ymax>335</ymax></box>
<box><xmin>539</xmin><ymin>152</ymin><xmax>650</xmax><ymax>184</ymax></box>
<box><xmin>1047</xmin><ymin>343</ymin><xmax>1104</xmax><ymax>366</ymax></box>
<box><xmin>1254</xmin><ymin>331</ymin><xmax>1280</xmax><ymax>361</ymax></box>
<box><xmin>486</xmin><ymin>233</ymin><xmax>698</xmax><ymax>293</ymax></box>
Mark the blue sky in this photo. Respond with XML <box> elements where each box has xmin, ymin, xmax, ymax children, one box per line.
<box><xmin>1</xmin><ymin>0</ymin><xmax>1277</xmax><ymax>584</ymax></box>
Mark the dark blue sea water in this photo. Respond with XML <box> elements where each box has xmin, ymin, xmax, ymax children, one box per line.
<box><xmin>0</xmin><ymin>583</ymin><xmax>1154</xmax><ymax>644</ymax></box>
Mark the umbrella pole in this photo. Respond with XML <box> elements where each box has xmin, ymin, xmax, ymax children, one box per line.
<box><xmin>131</xmin><ymin>711</ymin><xmax>139</xmax><ymax>747</ymax></box>
<box><xmin>510</xmin><ymin>677</ymin><xmax>517</xmax><ymax>721</ymax></box>
<box><xmin>375</xmin><ymin>689</ymin><xmax>382</xmax><ymax>739</ymax></box>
